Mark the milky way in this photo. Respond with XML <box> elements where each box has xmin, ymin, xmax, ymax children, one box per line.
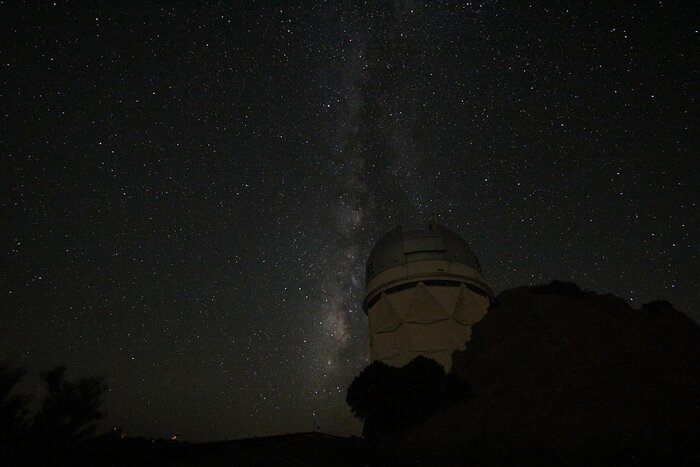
<box><xmin>2</xmin><ymin>2</ymin><xmax>697</xmax><ymax>441</ymax></box>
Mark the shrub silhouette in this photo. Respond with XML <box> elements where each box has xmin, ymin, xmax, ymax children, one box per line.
<box><xmin>346</xmin><ymin>356</ymin><xmax>470</xmax><ymax>442</ymax></box>
<box><xmin>641</xmin><ymin>299</ymin><xmax>677</xmax><ymax>314</ymax></box>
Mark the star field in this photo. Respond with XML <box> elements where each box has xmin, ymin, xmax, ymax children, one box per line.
<box><xmin>1</xmin><ymin>2</ymin><xmax>697</xmax><ymax>441</ymax></box>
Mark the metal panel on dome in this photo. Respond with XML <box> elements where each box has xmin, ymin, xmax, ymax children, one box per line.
<box><xmin>365</xmin><ymin>227</ymin><xmax>404</xmax><ymax>283</ymax></box>
<box><xmin>440</xmin><ymin>227</ymin><xmax>481</xmax><ymax>270</ymax></box>
<box><xmin>403</xmin><ymin>230</ymin><xmax>445</xmax><ymax>254</ymax></box>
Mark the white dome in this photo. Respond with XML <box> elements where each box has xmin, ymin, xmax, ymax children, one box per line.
<box><xmin>366</xmin><ymin>223</ymin><xmax>484</xmax><ymax>285</ymax></box>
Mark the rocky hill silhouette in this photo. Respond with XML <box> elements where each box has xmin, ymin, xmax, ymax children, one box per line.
<box><xmin>373</xmin><ymin>281</ymin><xmax>700</xmax><ymax>465</ymax></box>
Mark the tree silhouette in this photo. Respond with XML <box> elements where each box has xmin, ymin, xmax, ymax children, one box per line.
<box><xmin>0</xmin><ymin>363</ymin><xmax>107</xmax><ymax>451</ymax></box>
<box><xmin>531</xmin><ymin>280</ymin><xmax>587</xmax><ymax>298</ymax></box>
<box><xmin>31</xmin><ymin>366</ymin><xmax>107</xmax><ymax>446</ymax></box>
<box><xmin>346</xmin><ymin>356</ymin><xmax>470</xmax><ymax>442</ymax></box>
<box><xmin>0</xmin><ymin>364</ymin><xmax>31</xmax><ymax>449</ymax></box>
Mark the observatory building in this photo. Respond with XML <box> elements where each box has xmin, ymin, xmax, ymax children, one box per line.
<box><xmin>363</xmin><ymin>224</ymin><xmax>492</xmax><ymax>370</ymax></box>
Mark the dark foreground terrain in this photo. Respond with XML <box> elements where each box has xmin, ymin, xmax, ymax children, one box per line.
<box><xmin>9</xmin><ymin>432</ymin><xmax>369</xmax><ymax>467</ymax></box>
<box><xmin>6</xmin><ymin>282</ymin><xmax>699</xmax><ymax>466</ymax></box>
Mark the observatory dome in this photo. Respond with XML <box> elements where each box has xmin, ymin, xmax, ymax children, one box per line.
<box><xmin>365</xmin><ymin>224</ymin><xmax>485</xmax><ymax>286</ymax></box>
<box><xmin>363</xmin><ymin>223</ymin><xmax>492</xmax><ymax>369</ymax></box>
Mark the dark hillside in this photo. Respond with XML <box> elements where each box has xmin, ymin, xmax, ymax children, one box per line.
<box><xmin>382</xmin><ymin>282</ymin><xmax>700</xmax><ymax>465</ymax></box>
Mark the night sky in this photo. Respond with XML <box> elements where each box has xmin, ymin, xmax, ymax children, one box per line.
<box><xmin>2</xmin><ymin>1</ymin><xmax>697</xmax><ymax>442</ymax></box>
